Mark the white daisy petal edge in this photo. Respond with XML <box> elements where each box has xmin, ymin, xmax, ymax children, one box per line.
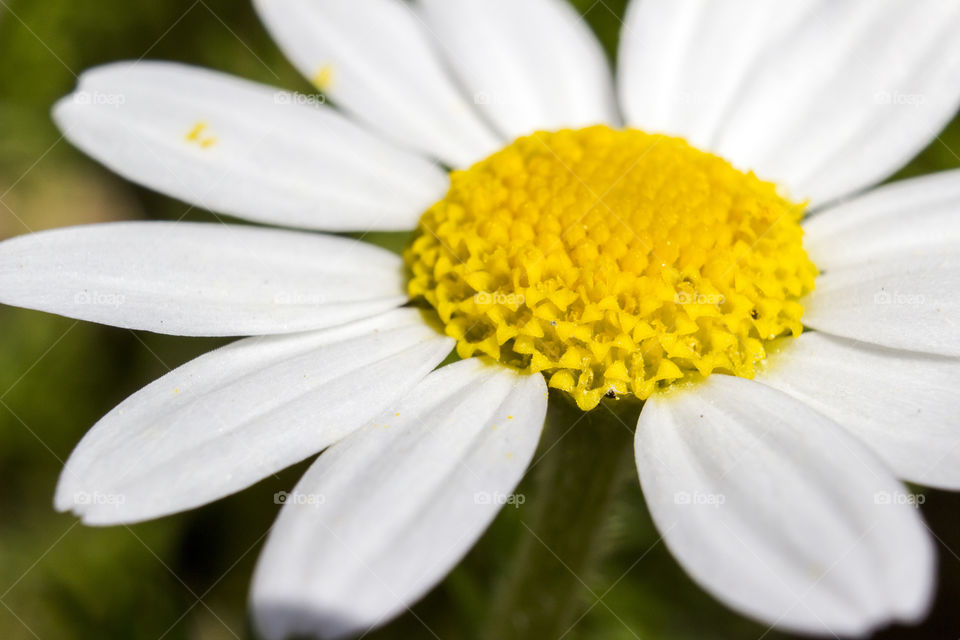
<box><xmin>0</xmin><ymin>221</ymin><xmax>407</xmax><ymax>336</ymax></box>
<box><xmin>619</xmin><ymin>0</ymin><xmax>960</xmax><ymax>205</ymax></box>
<box><xmin>802</xmin><ymin>253</ymin><xmax>960</xmax><ymax>356</ymax></box>
<box><xmin>53</xmin><ymin>61</ymin><xmax>449</xmax><ymax>232</ymax></box>
<box><xmin>804</xmin><ymin>168</ymin><xmax>960</xmax><ymax>269</ymax></box>
<box><xmin>759</xmin><ymin>332</ymin><xmax>960</xmax><ymax>490</ymax></box>
<box><xmin>55</xmin><ymin>308</ymin><xmax>454</xmax><ymax>525</ymax></box>
<box><xmin>635</xmin><ymin>375</ymin><xmax>935</xmax><ymax>637</ymax></box>
<box><xmin>618</xmin><ymin>0</ymin><xmax>817</xmax><ymax>151</ymax></box>
<box><xmin>251</xmin><ymin>358</ymin><xmax>548</xmax><ymax>640</ymax></box>
<box><xmin>253</xmin><ymin>0</ymin><xmax>503</xmax><ymax>169</ymax></box>
<box><xmin>417</xmin><ymin>0</ymin><xmax>619</xmax><ymax>140</ymax></box>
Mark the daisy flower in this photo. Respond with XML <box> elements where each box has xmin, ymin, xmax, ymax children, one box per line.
<box><xmin>2</xmin><ymin>0</ymin><xmax>960</xmax><ymax>638</ymax></box>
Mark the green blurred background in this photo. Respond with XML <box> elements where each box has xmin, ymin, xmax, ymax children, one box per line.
<box><xmin>1</xmin><ymin>1</ymin><xmax>960</xmax><ymax>638</ymax></box>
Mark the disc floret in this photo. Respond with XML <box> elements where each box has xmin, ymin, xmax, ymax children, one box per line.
<box><xmin>406</xmin><ymin>126</ymin><xmax>817</xmax><ymax>410</ymax></box>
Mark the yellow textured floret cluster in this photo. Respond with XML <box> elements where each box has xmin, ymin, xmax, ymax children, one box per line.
<box><xmin>405</xmin><ymin>126</ymin><xmax>817</xmax><ymax>410</ymax></box>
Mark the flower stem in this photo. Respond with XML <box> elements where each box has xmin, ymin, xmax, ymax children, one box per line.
<box><xmin>482</xmin><ymin>393</ymin><xmax>638</xmax><ymax>640</ymax></box>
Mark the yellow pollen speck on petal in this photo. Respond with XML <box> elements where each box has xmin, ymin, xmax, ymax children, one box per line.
<box><xmin>185</xmin><ymin>121</ymin><xmax>216</xmax><ymax>148</ymax></box>
<box><xmin>405</xmin><ymin>126</ymin><xmax>818</xmax><ymax>411</ymax></box>
<box><xmin>312</xmin><ymin>64</ymin><xmax>335</xmax><ymax>91</ymax></box>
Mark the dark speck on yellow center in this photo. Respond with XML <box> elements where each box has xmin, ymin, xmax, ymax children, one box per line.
<box><xmin>405</xmin><ymin>126</ymin><xmax>817</xmax><ymax>411</ymax></box>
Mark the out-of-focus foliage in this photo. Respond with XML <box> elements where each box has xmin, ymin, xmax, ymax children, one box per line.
<box><xmin>1</xmin><ymin>1</ymin><xmax>960</xmax><ymax>639</ymax></box>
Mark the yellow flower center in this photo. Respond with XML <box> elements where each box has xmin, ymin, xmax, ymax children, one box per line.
<box><xmin>405</xmin><ymin>126</ymin><xmax>817</xmax><ymax>410</ymax></box>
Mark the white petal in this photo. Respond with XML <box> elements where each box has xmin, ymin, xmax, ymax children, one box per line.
<box><xmin>635</xmin><ymin>375</ymin><xmax>935</xmax><ymax>636</ymax></box>
<box><xmin>55</xmin><ymin>309</ymin><xmax>453</xmax><ymax>525</ymax></box>
<box><xmin>803</xmin><ymin>254</ymin><xmax>960</xmax><ymax>356</ymax></box>
<box><xmin>619</xmin><ymin>0</ymin><xmax>960</xmax><ymax>204</ymax></box>
<box><xmin>619</xmin><ymin>1</ymin><xmax>817</xmax><ymax>150</ymax></box>
<box><xmin>417</xmin><ymin>0</ymin><xmax>618</xmax><ymax>140</ymax></box>
<box><xmin>760</xmin><ymin>332</ymin><xmax>960</xmax><ymax>489</ymax></box>
<box><xmin>253</xmin><ymin>0</ymin><xmax>502</xmax><ymax>168</ymax></box>
<box><xmin>804</xmin><ymin>169</ymin><xmax>960</xmax><ymax>269</ymax></box>
<box><xmin>54</xmin><ymin>61</ymin><xmax>448</xmax><ymax>232</ymax></box>
<box><xmin>0</xmin><ymin>221</ymin><xmax>407</xmax><ymax>336</ymax></box>
<box><xmin>251</xmin><ymin>359</ymin><xmax>548</xmax><ymax>640</ymax></box>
